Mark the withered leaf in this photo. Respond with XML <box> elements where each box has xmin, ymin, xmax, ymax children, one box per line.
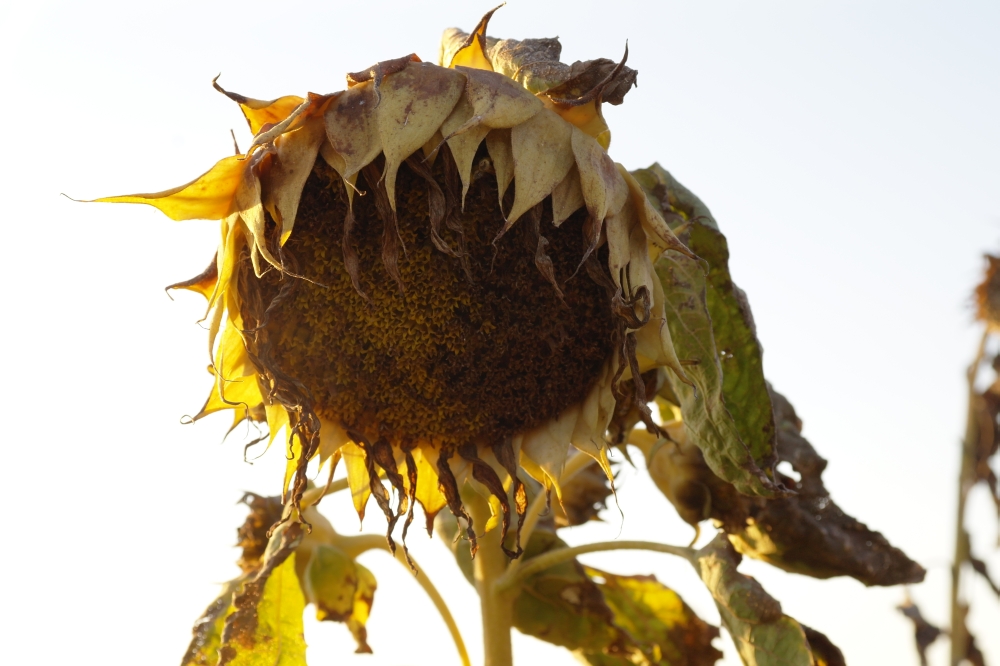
<box><xmin>579</xmin><ymin>567</ymin><xmax>722</xmax><ymax>666</ymax></box>
<box><xmin>973</xmin><ymin>366</ymin><xmax>1000</xmax><ymax>520</ymax></box>
<box><xmin>727</xmin><ymin>387</ymin><xmax>926</xmax><ymax>586</ymax></box>
<box><xmin>646</xmin><ymin>386</ymin><xmax>925</xmax><ymax>586</ymax></box>
<box><xmin>235</xmin><ymin>493</ymin><xmax>285</xmax><ymax>573</ymax></box>
<box><xmin>799</xmin><ymin>625</ymin><xmax>845</xmax><ymax>666</ymax></box>
<box><xmin>690</xmin><ymin>535</ymin><xmax>837</xmax><ymax>666</ymax></box>
<box><xmin>181</xmin><ymin>577</ymin><xmax>245</xmax><ymax>666</ymax></box>
<box><xmin>510</xmin><ymin>528</ymin><xmax>624</xmax><ymax>652</ymax></box>
<box><xmin>896</xmin><ymin>599</ymin><xmax>942</xmax><ymax>666</ymax></box>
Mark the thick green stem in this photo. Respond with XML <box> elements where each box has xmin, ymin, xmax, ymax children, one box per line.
<box><xmin>496</xmin><ymin>540</ymin><xmax>693</xmax><ymax>594</ymax></box>
<box><xmin>950</xmin><ymin>329</ymin><xmax>988</xmax><ymax>665</ymax></box>
<box><xmin>464</xmin><ymin>488</ymin><xmax>515</xmax><ymax>666</ymax></box>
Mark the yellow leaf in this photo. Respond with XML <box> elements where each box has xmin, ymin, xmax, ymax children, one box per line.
<box><xmin>220</xmin><ymin>554</ymin><xmax>307</xmax><ymax>666</ymax></box>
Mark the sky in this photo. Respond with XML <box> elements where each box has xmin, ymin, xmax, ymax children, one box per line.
<box><xmin>0</xmin><ymin>1</ymin><xmax>997</xmax><ymax>665</ymax></box>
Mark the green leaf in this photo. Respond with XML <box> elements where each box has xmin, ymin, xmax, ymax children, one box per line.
<box><xmin>580</xmin><ymin>568</ymin><xmax>722</xmax><ymax>666</ymax></box>
<box><xmin>690</xmin><ymin>535</ymin><xmax>824</xmax><ymax>666</ymax></box>
<box><xmin>302</xmin><ymin>544</ymin><xmax>377</xmax><ymax>653</ymax></box>
<box><xmin>632</xmin><ymin>164</ymin><xmax>780</xmax><ymax>497</ymax></box>
<box><xmin>651</xmin><ymin>233</ymin><xmax>776</xmax><ymax>496</ymax></box>
<box><xmin>219</xmin><ymin>524</ymin><xmax>308</xmax><ymax>666</ymax></box>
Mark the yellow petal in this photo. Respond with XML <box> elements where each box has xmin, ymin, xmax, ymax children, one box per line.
<box><xmin>410</xmin><ymin>444</ymin><xmax>447</xmax><ymax>522</ymax></box>
<box><xmin>166</xmin><ymin>254</ymin><xmax>218</xmax><ymax>300</ymax></box>
<box><xmin>518</xmin><ymin>406</ymin><xmax>578</xmax><ymax>499</ymax></box>
<box><xmin>283</xmin><ymin>431</ymin><xmax>303</xmax><ymax>498</ymax></box>
<box><xmin>214</xmin><ymin>316</ymin><xmax>256</xmax><ymax>379</ymax></box>
<box><xmin>342</xmin><ymin>441</ymin><xmax>372</xmax><ymax>522</ymax></box>
<box><xmin>572</xmin><ymin>127</ymin><xmax>628</xmax><ymax>224</ymax></box>
<box><xmin>266</xmin><ymin>401</ymin><xmax>291</xmax><ymax>449</ymax></box>
<box><xmin>377</xmin><ymin>62</ymin><xmax>465</xmax><ymax>210</ymax></box>
<box><xmin>571</xmin><ymin>360</ymin><xmax>617</xmax><ymax>460</ymax></box>
<box><xmin>457</xmin><ymin>66</ymin><xmax>544</xmax><ymax>129</ymax></box>
<box><xmin>195</xmin><ymin>372</ymin><xmax>264</xmax><ymax>422</ymax></box>
<box><xmin>549</xmin><ymin>99</ymin><xmax>611</xmax><ymax>150</ymax></box>
<box><xmin>213</xmin><ymin>78</ymin><xmax>306</xmax><ymax>135</ymax></box>
<box><xmin>204</xmin><ymin>217</ymin><xmax>243</xmax><ymax>362</ymax></box>
<box><xmin>506</xmin><ymin>108</ymin><xmax>574</xmax><ymax>225</ymax></box>
<box><xmin>324</xmin><ymin>83</ymin><xmax>382</xmax><ymax>178</ymax></box>
<box><xmin>234</xmin><ymin>160</ymin><xmax>281</xmax><ymax>275</ymax></box>
<box><xmin>445</xmin><ymin>6</ymin><xmax>499</xmax><ymax>71</ymax></box>
<box><xmin>266</xmin><ymin>116</ymin><xmax>326</xmax><ymax>245</ymax></box>
<box><xmin>551</xmin><ymin>165</ymin><xmax>584</xmax><ymax>227</ymax></box>
<box><xmin>318</xmin><ymin>417</ymin><xmax>351</xmax><ymax>465</ymax></box>
<box><xmin>485</xmin><ymin>128</ymin><xmax>514</xmax><ymax>210</ymax></box>
<box><xmin>94</xmin><ymin>155</ymin><xmax>244</xmax><ymax>221</ymax></box>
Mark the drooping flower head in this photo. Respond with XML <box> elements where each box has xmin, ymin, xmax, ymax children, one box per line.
<box><xmin>96</xmin><ymin>8</ymin><xmax>693</xmax><ymax>557</ymax></box>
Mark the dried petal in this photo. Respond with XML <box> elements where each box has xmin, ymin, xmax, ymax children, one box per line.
<box><xmin>376</xmin><ymin>61</ymin><xmax>465</xmax><ymax>210</ymax></box>
<box><xmin>506</xmin><ymin>108</ymin><xmax>574</xmax><ymax>227</ymax></box>
<box><xmin>324</xmin><ymin>83</ymin><xmax>382</xmax><ymax>179</ymax></box>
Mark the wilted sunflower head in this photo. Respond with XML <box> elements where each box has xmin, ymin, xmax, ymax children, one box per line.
<box><xmin>95</xmin><ymin>8</ymin><xmax>692</xmax><ymax>557</ymax></box>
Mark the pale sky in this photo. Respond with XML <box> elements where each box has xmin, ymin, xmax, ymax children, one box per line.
<box><xmin>1</xmin><ymin>1</ymin><xmax>997</xmax><ymax>665</ymax></box>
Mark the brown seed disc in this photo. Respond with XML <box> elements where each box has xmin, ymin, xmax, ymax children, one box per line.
<box><xmin>249</xmin><ymin>148</ymin><xmax>617</xmax><ymax>447</ymax></box>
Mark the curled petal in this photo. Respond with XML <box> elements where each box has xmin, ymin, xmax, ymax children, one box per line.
<box><xmin>213</xmin><ymin>76</ymin><xmax>305</xmax><ymax>135</ymax></box>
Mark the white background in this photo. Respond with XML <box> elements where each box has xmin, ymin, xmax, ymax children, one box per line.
<box><xmin>0</xmin><ymin>1</ymin><xmax>997</xmax><ymax>665</ymax></box>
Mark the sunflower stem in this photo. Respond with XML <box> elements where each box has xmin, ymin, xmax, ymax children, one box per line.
<box><xmin>495</xmin><ymin>540</ymin><xmax>693</xmax><ymax>594</ymax></box>
<box><xmin>334</xmin><ymin>533</ymin><xmax>471</xmax><ymax>666</ymax></box>
<box><xmin>463</xmin><ymin>487</ymin><xmax>515</xmax><ymax>666</ymax></box>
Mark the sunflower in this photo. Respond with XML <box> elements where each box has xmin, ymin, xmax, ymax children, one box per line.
<box><xmin>96</xmin><ymin>8</ymin><xmax>692</xmax><ymax>557</ymax></box>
